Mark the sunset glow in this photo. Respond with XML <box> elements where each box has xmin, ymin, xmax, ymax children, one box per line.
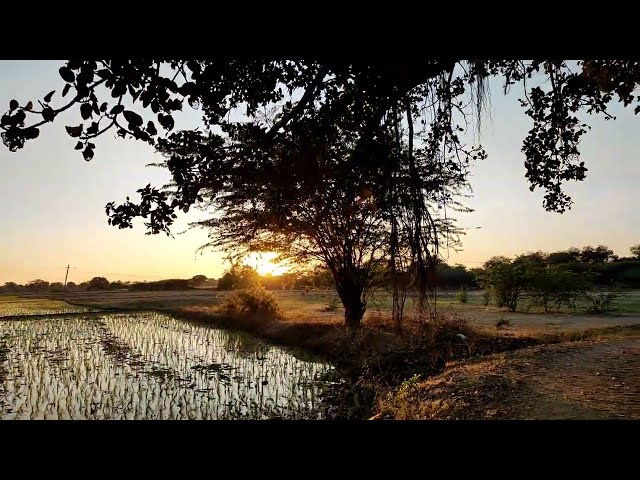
<box><xmin>243</xmin><ymin>252</ymin><xmax>290</xmax><ymax>276</ymax></box>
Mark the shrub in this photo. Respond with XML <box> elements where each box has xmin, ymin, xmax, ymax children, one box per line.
<box><xmin>421</xmin><ymin>314</ymin><xmax>476</xmax><ymax>366</ymax></box>
<box><xmin>456</xmin><ymin>287</ymin><xmax>468</xmax><ymax>303</ymax></box>
<box><xmin>481</xmin><ymin>290</ymin><xmax>491</xmax><ymax>306</ymax></box>
<box><xmin>223</xmin><ymin>286</ymin><xmax>280</xmax><ymax>319</ymax></box>
<box><xmin>323</xmin><ymin>297</ymin><xmax>341</xmax><ymax>311</ymax></box>
<box><xmin>496</xmin><ymin>317</ymin><xmax>511</xmax><ymax>329</ymax></box>
<box><xmin>583</xmin><ymin>290</ymin><xmax>620</xmax><ymax>314</ymax></box>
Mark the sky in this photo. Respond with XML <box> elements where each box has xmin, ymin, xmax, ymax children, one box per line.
<box><xmin>0</xmin><ymin>60</ymin><xmax>638</xmax><ymax>284</ymax></box>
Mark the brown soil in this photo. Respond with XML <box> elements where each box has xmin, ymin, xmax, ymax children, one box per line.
<box><xmin>378</xmin><ymin>333</ymin><xmax>640</xmax><ymax>420</ymax></box>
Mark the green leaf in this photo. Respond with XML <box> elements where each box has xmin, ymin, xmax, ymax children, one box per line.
<box><xmin>59</xmin><ymin>67</ymin><xmax>75</xmax><ymax>83</ymax></box>
<box><xmin>65</xmin><ymin>125</ymin><xmax>83</xmax><ymax>138</ymax></box>
<box><xmin>147</xmin><ymin>121</ymin><xmax>157</xmax><ymax>136</ymax></box>
<box><xmin>74</xmin><ymin>141</ymin><xmax>84</xmax><ymax>150</ymax></box>
<box><xmin>62</xmin><ymin>84</ymin><xmax>71</xmax><ymax>97</ymax></box>
<box><xmin>9</xmin><ymin>99</ymin><xmax>18</xmax><ymax>111</ymax></box>
<box><xmin>100</xmin><ymin>102</ymin><xmax>108</xmax><ymax>113</ymax></box>
<box><xmin>43</xmin><ymin>90</ymin><xmax>55</xmax><ymax>103</ymax></box>
<box><xmin>80</xmin><ymin>103</ymin><xmax>93</xmax><ymax>120</ymax></box>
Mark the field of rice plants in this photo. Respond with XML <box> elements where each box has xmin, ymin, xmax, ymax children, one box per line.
<box><xmin>0</xmin><ymin>311</ymin><xmax>335</xmax><ymax>419</ymax></box>
<box><xmin>0</xmin><ymin>296</ymin><xmax>95</xmax><ymax>317</ymax></box>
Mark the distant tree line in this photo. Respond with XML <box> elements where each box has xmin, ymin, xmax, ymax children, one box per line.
<box><xmin>0</xmin><ymin>274</ymin><xmax>216</xmax><ymax>293</ymax></box>
<box><xmin>2</xmin><ymin>244</ymin><xmax>638</xmax><ymax>300</ymax></box>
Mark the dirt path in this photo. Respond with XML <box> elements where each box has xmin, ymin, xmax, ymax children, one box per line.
<box><xmin>380</xmin><ymin>334</ymin><xmax>640</xmax><ymax>420</ymax></box>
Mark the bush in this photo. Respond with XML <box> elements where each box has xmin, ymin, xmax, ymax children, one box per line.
<box><xmin>223</xmin><ymin>286</ymin><xmax>280</xmax><ymax>319</ymax></box>
<box><xmin>583</xmin><ymin>290</ymin><xmax>620</xmax><ymax>314</ymax></box>
<box><xmin>496</xmin><ymin>317</ymin><xmax>511</xmax><ymax>329</ymax></box>
<box><xmin>456</xmin><ymin>287</ymin><xmax>468</xmax><ymax>303</ymax></box>
<box><xmin>426</xmin><ymin>314</ymin><xmax>475</xmax><ymax>345</ymax></box>
<box><xmin>481</xmin><ymin>290</ymin><xmax>491</xmax><ymax>306</ymax></box>
<box><xmin>323</xmin><ymin>297</ymin><xmax>341</xmax><ymax>311</ymax></box>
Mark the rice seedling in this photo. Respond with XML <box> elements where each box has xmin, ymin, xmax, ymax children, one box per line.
<box><xmin>0</xmin><ymin>311</ymin><xmax>335</xmax><ymax>419</ymax></box>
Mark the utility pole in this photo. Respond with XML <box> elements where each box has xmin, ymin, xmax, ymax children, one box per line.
<box><xmin>64</xmin><ymin>264</ymin><xmax>70</xmax><ymax>289</ymax></box>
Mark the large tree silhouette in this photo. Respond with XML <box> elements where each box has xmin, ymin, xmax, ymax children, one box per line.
<box><xmin>3</xmin><ymin>60</ymin><xmax>639</xmax><ymax>327</ymax></box>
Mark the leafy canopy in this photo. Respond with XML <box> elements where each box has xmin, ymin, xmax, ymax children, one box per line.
<box><xmin>3</xmin><ymin>60</ymin><xmax>639</xmax><ymax>232</ymax></box>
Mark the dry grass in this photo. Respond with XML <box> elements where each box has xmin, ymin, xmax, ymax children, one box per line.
<box><xmin>377</xmin><ymin>326</ymin><xmax>640</xmax><ymax>420</ymax></box>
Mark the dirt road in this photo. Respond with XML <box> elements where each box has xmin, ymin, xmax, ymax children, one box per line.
<box><xmin>381</xmin><ymin>334</ymin><xmax>640</xmax><ymax>420</ymax></box>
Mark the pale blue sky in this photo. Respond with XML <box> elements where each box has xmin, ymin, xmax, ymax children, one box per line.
<box><xmin>0</xmin><ymin>60</ymin><xmax>637</xmax><ymax>284</ymax></box>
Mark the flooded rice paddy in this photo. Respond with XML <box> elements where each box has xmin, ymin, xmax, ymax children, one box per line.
<box><xmin>0</xmin><ymin>311</ymin><xmax>335</xmax><ymax>419</ymax></box>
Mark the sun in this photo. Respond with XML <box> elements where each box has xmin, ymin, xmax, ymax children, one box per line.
<box><xmin>244</xmin><ymin>252</ymin><xmax>290</xmax><ymax>276</ymax></box>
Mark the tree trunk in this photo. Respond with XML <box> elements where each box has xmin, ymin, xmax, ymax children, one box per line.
<box><xmin>333</xmin><ymin>271</ymin><xmax>366</xmax><ymax>330</ymax></box>
<box><xmin>342</xmin><ymin>295</ymin><xmax>366</xmax><ymax>330</ymax></box>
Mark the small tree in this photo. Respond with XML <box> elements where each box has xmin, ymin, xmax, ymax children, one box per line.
<box><xmin>2</xmin><ymin>282</ymin><xmax>18</xmax><ymax>292</ymax></box>
<box><xmin>87</xmin><ymin>276</ymin><xmax>110</xmax><ymax>290</ymax></box>
<box><xmin>456</xmin><ymin>285</ymin><xmax>468</xmax><ymax>303</ymax></box>
<box><xmin>583</xmin><ymin>289</ymin><xmax>620</xmax><ymax>314</ymax></box>
<box><xmin>528</xmin><ymin>267</ymin><xmax>579</xmax><ymax>313</ymax></box>
<box><xmin>190</xmin><ymin>274</ymin><xmax>208</xmax><ymax>286</ymax></box>
<box><xmin>580</xmin><ymin>245</ymin><xmax>616</xmax><ymax>264</ymax></box>
<box><xmin>478</xmin><ymin>257</ymin><xmax>529</xmax><ymax>312</ymax></box>
<box><xmin>49</xmin><ymin>282</ymin><xmax>65</xmax><ymax>292</ymax></box>
<box><xmin>631</xmin><ymin>244</ymin><xmax>640</xmax><ymax>259</ymax></box>
<box><xmin>217</xmin><ymin>264</ymin><xmax>259</xmax><ymax>291</ymax></box>
<box><xmin>27</xmin><ymin>279</ymin><xmax>49</xmax><ymax>294</ymax></box>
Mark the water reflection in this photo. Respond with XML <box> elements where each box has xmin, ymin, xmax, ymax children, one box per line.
<box><xmin>0</xmin><ymin>313</ymin><xmax>333</xmax><ymax>419</ymax></box>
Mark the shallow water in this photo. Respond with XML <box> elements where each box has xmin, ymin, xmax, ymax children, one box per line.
<box><xmin>0</xmin><ymin>312</ymin><xmax>334</xmax><ymax>419</ymax></box>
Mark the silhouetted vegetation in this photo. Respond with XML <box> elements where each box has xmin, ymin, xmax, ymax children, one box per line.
<box><xmin>129</xmin><ymin>279</ymin><xmax>192</xmax><ymax>291</ymax></box>
<box><xmin>5</xmin><ymin>60</ymin><xmax>640</xmax><ymax>330</ymax></box>
<box><xmin>87</xmin><ymin>277</ymin><xmax>110</xmax><ymax>291</ymax></box>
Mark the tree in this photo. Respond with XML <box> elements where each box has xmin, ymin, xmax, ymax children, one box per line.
<box><xmin>301</xmin><ymin>265</ymin><xmax>336</xmax><ymax>290</ymax></box>
<box><xmin>435</xmin><ymin>263</ymin><xmax>476</xmax><ymax>290</ymax></box>
<box><xmin>65</xmin><ymin>281</ymin><xmax>78</xmax><ymax>291</ymax></box>
<box><xmin>631</xmin><ymin>244</ymin><xmax>640</xmax><ymax>259</ymax></box>
<box><xmin>580</xmin><ymin>245</ymin><xmax>616</xmax><ymax>264</ymax></box>
<box><xmin>87</xmin><ymin>276</ymin><xmax>110</xmax><ymax>290</ymax></box>
<box><xmin>190</xmin><ymin>275</ymin><xmax>208</xmax><ymax>286</ymax></box>
<box><xmin>49</xmin><ymin>282</ymin><xmax>65</xmax><ymax>292</ymax></box>
<box><xmin>217</xmin><ymin>264</ymin><xmax>260</xmax><ymax>291</ymax></box>
<box><xmin>27</xmin><ymin>279</ymin><xmax>49</xmax><ymax>294</ymax></box>
<box><xmin>110</xmin><ymin>280</ymin><xmax>126</xmax><ymax>290</ymax></box>
<box><xmin>4</xmin><ymin>60</ymin><xmax>640</xmax><ymax>326</ymax></box>
<box><xmin>1</xmin><ymin>282</ymin><xmax>18</xmax><ymax>292</ymax></box>
<box><xmin>547</xmin><ymin>249</ymin><xmax>581</xmax><ymax>265</ymax></box>
<box><xmin>477</xmin><ymin>257</ymin><xmax>529</xmax><ymax>312</ymax></box>
<box><xmin>528</xmin><ymin>268</ymin><xmax>585</xmax><ymax>313</ymax></box>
